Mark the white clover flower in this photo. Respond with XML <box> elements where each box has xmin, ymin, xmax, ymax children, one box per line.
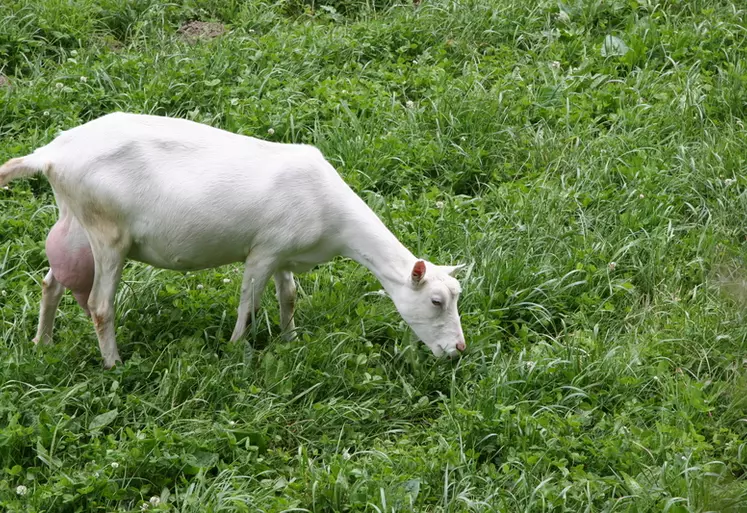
<box><xmin>639</xmin><ymin>193</ymin><xmax>644</xmax><ymax>199</ymax></box>
<box><xmin>608</xmin><ymin>262</ymin><xmax>617</xmax><ymax>271</ymax></box>
<box><xmin>229</xmin><ymin>420</ymin><xmax>236</xmax><ymax>426</ymax></box>
<box><xmin>55</xmin><ymin>82</ymin><xmax>64</xmax><ymax>89</ymax></box>
<box><xmin>222</xmin><ymin>278</ymin><xmax>230</xmax><ymax>284</ymax></box>
<box><xmin>435</xmin><ymin>201</ymin><xmax>444</xmax><ymax>209</ymax></box>
<box><xmin>196</xmin><ymin>284</ymin><xmax>204</xmax><ymax>290</ymax></box>
<box><xmin>267</xmin><ymin>128</ymin><xmax>275</xmax><ymax>135</ymax></box>
<box><xmin>80</xmin><ymin>76</ymin><xmax>87</xmax><ymax>83</ymax></box>
<box><xmin>16</xmin><ymin>485</ymin><xmax>27</xmax><ymax>496</ymax></box>
<box><xmin>43</xmin><ymin>111</ymin><xmax>50</xmax><ymax>116</ymax></box>
<box><xmin>405</xmin><ymin>100</ymin><xmax>414</xmax><ymax>109</ymax></box>
<box><xmin>110</xmin><ymin>462</ymin><xmax>119</xmax><ymax>469</ymax></box>
<box><xmin>141</xmin><ymin>503</ymin><xmax>150</xmax><ymax>511</ymax></box>
<box><xmin>150</xmin><ymin>496</ymin><xmax>161</xmax><ymax>506</ymax></box>
<box><xmin>550</xmin><ymin>61</ymin><xmax>561</xmax><ymax>69</ymax></box>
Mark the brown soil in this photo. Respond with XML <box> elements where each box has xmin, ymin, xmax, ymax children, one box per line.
<box><xmin>178</xmin><ymin>21</ymin><xmax>226</xmax><ymax>43</ymax></box>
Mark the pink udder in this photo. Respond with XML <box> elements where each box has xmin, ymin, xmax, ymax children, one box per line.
<box><xmin>46</xmin><ymin>218</ymin><xmax>94</xmax><ymax>314</ymax></box>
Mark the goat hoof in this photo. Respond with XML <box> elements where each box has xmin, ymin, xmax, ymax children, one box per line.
<box><xmin>32</xmin><ymin>336</ymin><xmax>51</xmax><ymax>346</ymax></box>
<box><xmin>103</xmin><ymin>359</ymin><xmax>123</xmax><ymax>370</ymax></box>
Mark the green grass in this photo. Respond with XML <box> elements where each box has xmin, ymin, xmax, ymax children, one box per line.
<box><xmin>1</xmin><ymin>0</ymin><xmax>746</xmax><ymax>511</ymax></box>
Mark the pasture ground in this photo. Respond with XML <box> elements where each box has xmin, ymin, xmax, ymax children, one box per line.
<box><xmin>0</xmin><ymin>0</ymin><xmax>746</xmax><ymax>511</ymax></box>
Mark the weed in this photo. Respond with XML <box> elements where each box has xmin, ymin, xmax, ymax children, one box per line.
<box><xmin>0</xmin><ymin>0</ymin><xmax>746</xmax><ymax>511</ymax></box>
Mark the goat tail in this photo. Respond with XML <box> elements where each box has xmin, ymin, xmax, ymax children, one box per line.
<box><xmin>0</xmin><ymin>155</ymin><xmax>50</xmax><ymax>187</ymax></box>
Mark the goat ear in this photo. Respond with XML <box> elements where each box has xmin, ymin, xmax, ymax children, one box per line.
<box><xmin>411</xmin><ymin>260</ymin><xmax>426</xmax><ymax>284</ymax></box>
<box><xmin>440</xmin><ymin>263</ymin><xmax>466</xmax><ymax>277</ymax></box>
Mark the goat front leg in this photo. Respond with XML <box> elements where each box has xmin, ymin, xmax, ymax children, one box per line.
<box><xmin>274</xmin><ymin>270</ymin><xmax>297</xmax><ymax>340</ymax></box>
<box><xmin>230</xmin><ymin>255</ymin><xmax>275</xmax><ymax>342</ymax></box>
<box><xmin>33</xmin><ymin>270</ymin><xmax>65</xmax><ymax>345</ymax></box>
<box><xmin>87</xmin><ymin>242</ymin><xmax>127</xmax><ymax>369</ymax></box>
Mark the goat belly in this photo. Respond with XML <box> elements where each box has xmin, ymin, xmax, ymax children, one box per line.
<box><xmin>127</xmin><ymin>235</ymin><xmax>250</xmax><ymax>271</ymax></box>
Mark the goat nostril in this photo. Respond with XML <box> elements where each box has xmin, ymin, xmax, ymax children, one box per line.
<box><xmin>456</xmin><ymin>341</ymin><xmax>466</xmax><ymax>352</ymax></box>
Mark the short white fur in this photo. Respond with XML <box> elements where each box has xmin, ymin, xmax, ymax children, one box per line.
<box><xmin>0</xmin><ymin>112</ymin><xmax>467</xmax><ymax>368</ymax></box>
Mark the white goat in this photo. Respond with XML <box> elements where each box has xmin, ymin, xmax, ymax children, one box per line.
<box><xmin>0</xmin><ymin>112</ymin><xmax>467</xmax><ymax>368</ymax></box>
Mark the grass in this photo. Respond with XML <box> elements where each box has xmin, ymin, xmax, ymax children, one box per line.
<box><xmin>1</xmin><ymin>0</ymin><xmax>746</xmax><ymax>511</ymax></box>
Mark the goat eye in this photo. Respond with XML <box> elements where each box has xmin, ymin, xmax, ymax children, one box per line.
<box><xmin>431</xmin><ymin>298</ymin><xmax>442</xmax><ymax>307</ymax></box>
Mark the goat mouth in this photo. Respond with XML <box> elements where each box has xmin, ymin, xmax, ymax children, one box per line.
<box><xmin>442</xmin><ymin>345</ymin><xmax>464</xmax><ymax>359</ymax></box>
<box><xmin>425</xmin><ymin>344</ymin><xmax>446</xmax><ymax>357</ymax></box>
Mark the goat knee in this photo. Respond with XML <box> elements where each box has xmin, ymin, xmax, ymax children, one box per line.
<box><xmin>282</xmin><ymin>289</ymin><xmax>296</xmax><ymax>308</ymax></box>
<box><xmin>41</xmin><ymin>272</ymin><xmax>64</xmax><ymax>295</ymax></box>
<box><xmin>88</xmin><ymin>298</ymin><xmax>113</xmax><ymax>325</ymax></box>
<box><xmin>275</xmin><ymin>271</ymin><xmax>297</xmax><ymax>338</ymax></box>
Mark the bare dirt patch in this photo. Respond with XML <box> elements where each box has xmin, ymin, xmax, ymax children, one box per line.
<box><xmin>178</xmin><ymin>21</ymin><xmax>226</xmax><ymax>43</ymax></box>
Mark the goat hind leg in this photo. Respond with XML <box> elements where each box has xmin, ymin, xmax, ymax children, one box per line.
<box><xmin>86</xmin><ymin>243</ymin><xmax>126</xmax><ymax>369</ymax></box>
<box><xmin>33</xmin><ymin>270</ymin><xmax>65</xmax><ymax>346</ymax></box>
